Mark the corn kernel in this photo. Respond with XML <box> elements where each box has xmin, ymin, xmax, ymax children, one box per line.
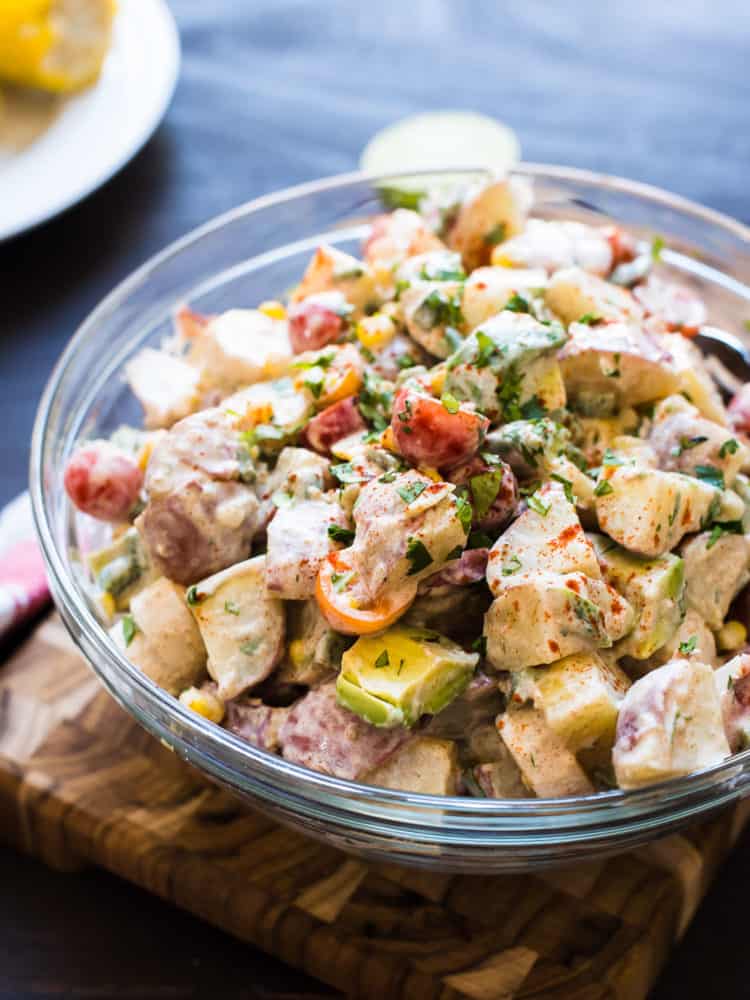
<box><xmin>381</xmin><ymin>427</ymin><xmax>398</xmax><ymax>453</ymax></box>
<box><xmin>179</xmin><ymin>687</ymin><xmax>225</xmax><ymax>724</ymax></box>
<box><xmin>417</xmin><ymin>466</ymin><xmax>441</xmax><ymax>482</ymax></box>
<box><xmin>430</xmin><ymin>368</ymin><xmax>447</xmax><ymax>395</ymax></box>
<box><xmin>357</xmin><ymin>314</ymin><xmax>396</xmax><ymax>352</ymax></box>
<box><xmin>98</xmin><ymin>591</ymin><xmax>116</xmax><ymax>620</ymax></box>
<box><xmin>717</xmin><ymin>620</ymin><xmax>747</xmax><ymax>652</ymax></box>
<box><xmin>490</xmin><ymin>248</ymin><xmax>516</xmax><ymax>267</ymax></box>
<box><xmin>234</xmin><ymin>402</ymin><xmax>274</xmax><ymax>431</ymax></box>
<box><xmin>320</xmin><ymin>366</ymin><xmax>362</xmax><ymax>406</ymax></box>
<box><xmin>258</xmin><ymin>300</ymin><xmax>287</xmax><ymax>320</ymax></box>
<box><xmin>288</xmin><ymin>638</ymin><xmax>308</xmax><ymax>668</ymax></box>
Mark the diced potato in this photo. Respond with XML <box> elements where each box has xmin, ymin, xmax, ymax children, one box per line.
<box><xmin>188</xmin><ymin>556</ymin><xmax>285</xmax><ymax>700</ymax></box>
<box><xmin>266</xmin><ymin>497</ymin><xmax>347</xmax><ymax>599</ymax></box>
<box><xmin>590</xmin><ymin>534</ymin><xmax>685</xmax><ymax>660</ymax></box>
<box><xmin>110</xmin><ymin>577</ymin><xmax>207</xmax><ymax>695</ymax></box>
<box><xmin>679</xmin><ymin>531</ymin><xmax>750</xmax><ymax>630</ymax></box>
<box><xmin>448</xmin><ymin>178</ymin><xmax>530</xmax><ymax>271</ymax></box>
<box><xmin>336</xmin><ymin>625</ymin><xmax>478</xmax><ymax>728</ymax></box>
<box><xmin>124</xmin><ymin>348</ymin><xmax>201</xmax><ymax>429</ymax></box>
<box><xmin>484</xmin><ymin>570</ymin><xmax>634</xmax><ymax>671</ymax></box>
<box><xmin>487</xmin><ymin>480</ymin><xmax>601</xmax><ymax>592</ymax></box>
<box><xmin>187</xmin><ymin>309</ymin><xmax>292</xmax><ymax>390</ymax></box>
<box><xmin>492</xmin><ymin>219</ymin><xmax>612</xmax><ymax>275</ymax></box>
<box><xmin>461</xmin><ymin>266</ymin><xmax>548</xmax><ymax>330</ymax></box>
<box><xmin>367</xmin><ymin>736</ymin><xmax>459</xmax><ymax>794</ymax></box>
<box><xmin>613</xmin><ymin>660</ymin><xmax>729</xmax><ymax>789</ymax></box>
<box><xmin>650</xmin><ymin>394</ymin><xmax>749</xmax><ymax>487</ymax></box>
<box><xmin>574</xmin><ymin>409</ymin><xmax>640</xmax><ymax>466</ymax></box>
<box><xmin>639</xmin><ymin>608</ymin><xmax>717</xmax><ymax>672</ymax></box>
<box><xmin>558</xmin><ymin>320</ymin><xmax>679</xmax><ymax>410</ymax></box>
<box><xmin>545</xmin><ymin>267</ymin><xmax>643</xmax><ymax>324</ymax></box>
<box><xmin>291</xmin><ymin>244</ymin><xmax>377</xmax><ymax>311</ymax></box>
<box><xmin>400</xmin><ymin>279</ymin><xmax>466</xmax><ymax>359</ymax></box>
<box><xmin>714</xmin><ymin>653</ymin><xmax>750</xmax><ymax>751</ymax></box>
<box><xmin>473</xmin><ymin>755</ymin><xmax>530</xmax><ymax>798</ymax></box>
<box><xmin>663</xmin><ymin>333</ymin><xmax>729</xmax><ymax>426</ymax></box>
<box><xmin>526</xmin><ymin>651</ymin><xmax>630</xmax><ymax>752</ymax></box>
<box><xmin>594</xmin><ymin>466</ymin><xmax>721</xmax><ymax>557</ymax></box>
<box><xmin>497</xmin><ymin>706</ymin><xmax>595</xmax><ymax>798</ymax></box>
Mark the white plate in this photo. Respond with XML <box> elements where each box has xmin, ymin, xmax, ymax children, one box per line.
<box><xmin>0</xmin><ymin>0</ymin><xmax>180</xmax><ymax>242</ymax></box>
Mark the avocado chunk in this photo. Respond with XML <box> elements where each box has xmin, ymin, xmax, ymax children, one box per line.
<box><xmin>590</xmin><ymin>533</ymin><xmax>685</xmax><ymax>660</ymax></box>
<box><xmin>484</xmin><ymin>570</ymin><xmax>634</xmax><ymax>671</ymax></box>
<box><xmin>679</xmin><ymin>530</ymin><xmax>750</xmax><ymax>630</ymax></box>
<box><xmin>336</xmin><ymin>625</ymin><xmax>478</xmax><ymax>728</ymax></box>
<box><xmin>88</xmin><ymin>527</ymin><xmax>156</xmax><ymax>610</ymax></box>
<box><xmin>524</xmin><ymin>651</ymin><xmax>631</xmax><ymax>752</ymax></box>
<box><xmin>484</xmin><ymin>417</ymin><xmax>585</xmax><ymax>479</ymax></box>
<box><xmin>444</xmin><ymin>310</ymin><xmax>567</xmax><ymax>420</ymax></box>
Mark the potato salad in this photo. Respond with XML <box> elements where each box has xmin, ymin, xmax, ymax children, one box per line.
<box><xmin>64</xmin><ymin>175</ymin><xmax>750</xmax><ymax>798</ymax></box>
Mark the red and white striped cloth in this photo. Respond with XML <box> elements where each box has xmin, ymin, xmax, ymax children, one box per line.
<box><xmin>0</xmin><ymin>493</ymin><xmax>50</xmax><ymax>638</ymax></box>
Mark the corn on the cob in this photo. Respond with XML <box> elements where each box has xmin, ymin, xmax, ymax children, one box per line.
<box><xmin>0</xmin><ymin>0</ymin><xmax>115</xmax><ymax>93</ymax></box>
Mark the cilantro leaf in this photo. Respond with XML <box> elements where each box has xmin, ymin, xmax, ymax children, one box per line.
<box><xmin>374</xmin><ymin>650</ymin><xmax>390</xmax><ymax>668</ymax></box>
<box><xmin>694</xmin><ymin>465</ymin><xmax>725</xmax><ymax>490</ymax></box>
<box><xmin>483</xmin><ymin>222</ymin><xmax>506</xmax><ymax>246</ymax></box>
<box><xmin>679</xmin><ymin>635</ymin><xmax>698</xmax><ymax>655</ymax></box>
<box><xmin>397</xmin><ymin>481</ymin><xmax>428</xmax><ymax>504</ymax></box>
<box><xmin>501</xmin><ymin>554</ymin><xmax>522</xmax><ymax>576</ymax></box>
<box><xmin>405</xmin><ymin>538</ymin><xmax>433</xmax><ymax>575</ymax></box>
<box><xmin>122</xmin><ymin>614</ymin><xmax>138</xmax><ymax>647</ymax></box>
<box><xmin>594</xmin><ymin>479</ymin><xmax>614</xmax><ymax>497</ymax></box>
<box><xmin>720</xmin><ymin>438</ymin><xmax>740</xmax><ymax>458</ymax></box>
<box><xmin>328</xmin><ymin>524</ymin><xmax>355</xmax><ymax>545</ymax></box>
<box><xmin>504</xmin><ymin>293</ymin><xmax>530</xmax><ymax>314</ymax></box>
<box><xmin>470</xmin><ymin>470</ymin><xmax>504</xmax><ymax>520</ymax></box>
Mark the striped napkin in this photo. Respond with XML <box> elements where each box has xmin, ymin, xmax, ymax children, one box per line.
<box><xmin>0</xmin><ymin>493</ymin><xmax>50</xmax><ymax>638</ymax></box>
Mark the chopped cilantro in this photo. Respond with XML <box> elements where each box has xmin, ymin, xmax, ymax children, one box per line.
<box><xmin>720</xmin><ymin>438</ymin><xmax>740</xmax><ymax>458</ymax></box>
<box><xmin>224</xmin><ymin>601</ymin><xmax>240</xmax><ymax>616</ymax></box>
<box><xmin>706</xmin><ymin>520</ymin><xmax>744</xmax><ymax>548</ymax></box>
<box><xmin>472</xmin><ymin>635</ymin><xmax>487</xmax><ymax>656</ymax></box>
<box><xmin>455</xmin><ymin>495</ymin><xmax>473</xmax><ymax>534</ymax></box>
<box><xmin>441</xmin><ymin>391</ymin><xmax>460</xmax><ymax>414</ymax></box>
<box><xmin>377</xmin><ymin>186</ymin><xmax>426</xmax><ymax>212</ymax></box>
<box><xmin>122</xmin><ymin>614</ymin><xmax>138</xmax><ymax>647</ymax></box>
<box><xmin>396</xmin><ymin>353</ymin><xmax>417</xmax><ymax>370</ymax></box>
<box><xmin>470</xmin><ymin>470</ymin><xmax>504</xmax><ymax>519</ymax></box>
<box><xmin>651</xmin><ymin>234</ymin><xmax>665</xmax><ymax>261</ymax></box>
<box><xmin>550</xmin><ymin>472</ymin><xmax>574</xmax><ymax>504</ymax></box>
<box><xmin>328</xmin><ymin>524</ymin><xmax>355</xmax><ymax>545</ymax></box>
<box><xmin>694</xmin><ymin>465</ymin><xmax>725</xmax><ymax>490</ymax></box>
<box><xmin>446</xmin><ymin>544</ymin><xmax>464</xmax><ymax>561</ymax></box>
<box><xmin>679</xmin><ymin>635</ymin><xmax>698</xmax><ymax>655</ymax></box>
<box><xmin>378</xmin><ymin>470</ymin><xmax>398</xmax><ymax>483</ymax></box>
<box><xmin>668</xmin><ymin>492</ymin><xmax>682</xmax><ymax>526</ymax></box>
<box><xmin>240</xmin><ymin>639</ymin><xmax>261</xmax><ymax>656</ymax></box>
<box><xmin>520</xmin><ymin>395</ymin><xmax>546</xmax><ymax>420</ymax></box>
<box><xmin>397</xmin><ymin>480</ymin><xmax>428</xmax><ymax>504</ymax></box>
<box><xmin>414</xmin><ymin>289</ymin><xmax>464</xmax><ymax>331</ymax></box>
<box><xmin>497</xmin><ymin>364</ymin><xmax>524</xmax><ymax>422</ymax></box>
<box><xmin>186</xmin><ymin>585</ymin><xmax>203</xmax><ymax>606</ymax></box>
<box><xmin>578</xmin><ymin>313</ymin><xmax>603</xmax><ymax>326</ymax></box>
<box><xmin>527</xmin><ymin>492</ymin><xmax>550</xmax><ymax>517</ymax></box>
<box><xmin>504</xmin><ymin>293</ymin><xmax>530</xmax><ymax>314</ymax></box>
<box><xmin>419</xmin><ymin>262</ymin><xmax>466</xmax><ymax>282</ymax></box>
<box><xmin>331</xmin><ymin>462</ymin><xmax>367</xmax><ymax>485</ymax></box>
<box><xmin>358</xmin><ymin>370</ymin><xmax>393</xmax><ymax>432</ymax></box>
<box><xmin>502</xmin><ymin>554</ymin><xmax>522</xmax><ymax>576</ymax></box>
<box><xmin>292</xmin><ymin>351</ymin><xmax>335</xmax><ymax>371</ymax></box>
<box><xmin>593</xmin><ymin>479</ymin><xmax>614</xmax><ymax>497</ymax></box>
<box><xmin>474</xmin><ymin>330</ymin><xmax>496</xmax><ymax>368</ymax></box>
<box><xmin>483</xmin><ymin>222</ymin><xmax>506</xmax><ymax>246</ymax></box>
<box><xmin>673</xmin><ymin>435</ymin><xmax>708</xmax><ymax>456</ymax></box>
<box><xmin>374</xmin><ymin>650</ymin><xmax>390</xmax><ymax>669</ymax></box>
<box><xmin>405</xmin><ymin>538</ymin><xmax>433</xmax><ymax>575</ymax></box>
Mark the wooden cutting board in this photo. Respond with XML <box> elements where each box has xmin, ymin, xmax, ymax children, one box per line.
<box><xmin>1</xmin><ymin>615</ymin><xmax>748</xmax><ymax>1000</ymax></box>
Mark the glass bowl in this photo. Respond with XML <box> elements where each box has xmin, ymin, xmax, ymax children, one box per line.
<box><xmin>30</xmin><ymin>166</ymin><xmax>750</xmax><ymax>873</ymax></box>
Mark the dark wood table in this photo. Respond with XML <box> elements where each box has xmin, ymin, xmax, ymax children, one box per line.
<box><xmin>1</xmin><ymin>1</ymin><xmax>748</xmax><ymax>995</ymax></box>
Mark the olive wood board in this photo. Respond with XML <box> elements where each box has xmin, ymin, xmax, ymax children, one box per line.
<box><xmin>1</xmin><ymin>614</ymin><xmax>748</xmax><ymax>1000</ymax></box>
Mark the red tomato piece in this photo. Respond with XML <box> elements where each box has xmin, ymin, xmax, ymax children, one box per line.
<box><xmin>64</xmin><ymin>442</ymin><xmax>143</xmax><ymax>522</ymax></box>
<box><xmin>390</xmin><ymin>387</ymin><xmax>489</xmax><ymax>470</ymax></box>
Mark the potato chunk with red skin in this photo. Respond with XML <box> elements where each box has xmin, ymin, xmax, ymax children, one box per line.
<box><xmin>613</xmin><ymin>659</ymin><xmax>730</xmax><ymax>789</ymax></box>
<box><xmin>288</xmin><ymin>292</ymin><xmax>350</xmax><ymax>354</ymax></box>
<box><xmin>447</xmin><ymin>178</ymin><xmax>530</xmax><ymax>271</ymax></box>
<box><xmin>301</xmin><ymin>396</ymin><xmax>366</xmax><ymax>455</ymax></box>
<box><xmin>391</xmin><ymin>385</ymin><xmax>489</xmax><ymax>470</ymax></box>
<box><xmin>138</xmin><ymin>407</ymin><xmax>260</xmax><ymax>585</ymax></box>
<box><xmin>64</xmin><ymin>442</ymin><xmax>144</xmax><ymax>523</ymax></box>
<box><xmin>279</xmin><ymin>681</ymin><xmax>411</xmax><ymax>780</ymax></box>
<box><xmin>363</xmin><ymin>208</ymin><xmax>444</xmax><ymax>268</ymax></box>
<box><xmin>447</xmin><ymin>456</ymin><xmax>518</xmax><ymax>533</ymax></box>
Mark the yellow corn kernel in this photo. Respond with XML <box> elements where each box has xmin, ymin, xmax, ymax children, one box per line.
<box><xmin>417</xmin><ymin>466</ymin><xmax>441</xmax><ymax>482</ymax></box>
<box><xmin>98</xmin><ymin>591</ymin><xmax>116</xmax><ymax>620</ymax></box>
<box><xmin>380</xmin><ymin>426</ymin><xmax>398</xmax><ymax>453</ymax></box>
<box><xmin>234</xmin><ymin>402</ymin><xmax>274</xmax><ymax>431</ymax></box>
<box><xmin>490</xmin><ymin>247</ymin><xmax>516</xmax><ymax>267</ymax></box>
<box><xmin>179</xmin><ymin>686</ymin><xmax>225</xmax><ymax>724</ymax></box>
<box><xmin>357</xmin><ymin>313</ymin><xmax>396</xmax><ymax>352</ymax></box>
<box><xmin>320</xmin><ymin>366</ymin><xmax>362</xmax><ymax>406</ymax></box>
<box><xmin>717</xmin><ymin>620</ymin><xmax>747</xmax><ymax>652</ymax></box>
<box><xmin>288</xmin><ymin>638</ymin><xmax>308</xmax><ymax>668</ymax></box>
<box><xmin>258</xmin><ymin>300</ymin><xmax>287</xmax><ymax>321</ymax></box>
<box><xmin>430</xmin><ymin>368</ymin><xmax>447</xmax><ymax>395</ymax></box>
<box><xmin>0</xmin><ymin>0</ymin><xmax>115</xmax><ymax>94</ymax></box>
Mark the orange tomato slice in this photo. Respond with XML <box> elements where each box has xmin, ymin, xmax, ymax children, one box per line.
<box><xmin>315</xmin><ymin>552</ymin><xmax>415</xmax><ymax>636</ymax></box>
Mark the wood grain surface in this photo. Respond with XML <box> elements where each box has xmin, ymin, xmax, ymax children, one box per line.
<box><xmin>1</xmin><ymin>615</ymin><xmax>749</xmax><ymax>1000</ymax></box>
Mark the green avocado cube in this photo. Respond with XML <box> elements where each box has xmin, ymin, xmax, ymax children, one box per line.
<box><xmin>589</xmin><ymin>533</ymin><xmax>685</xmax><ymax>660</ymax></box>
<box><xmin>336</xmin><ymin>625</ymin><xmax>478</xmax><ymax>728</ymax></box>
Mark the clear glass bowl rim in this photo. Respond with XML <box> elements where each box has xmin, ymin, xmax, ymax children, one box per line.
<box><xmin>29</xmin><ymin>164</ymin><xmax>750</xmax><ymax>840</ymax></box>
